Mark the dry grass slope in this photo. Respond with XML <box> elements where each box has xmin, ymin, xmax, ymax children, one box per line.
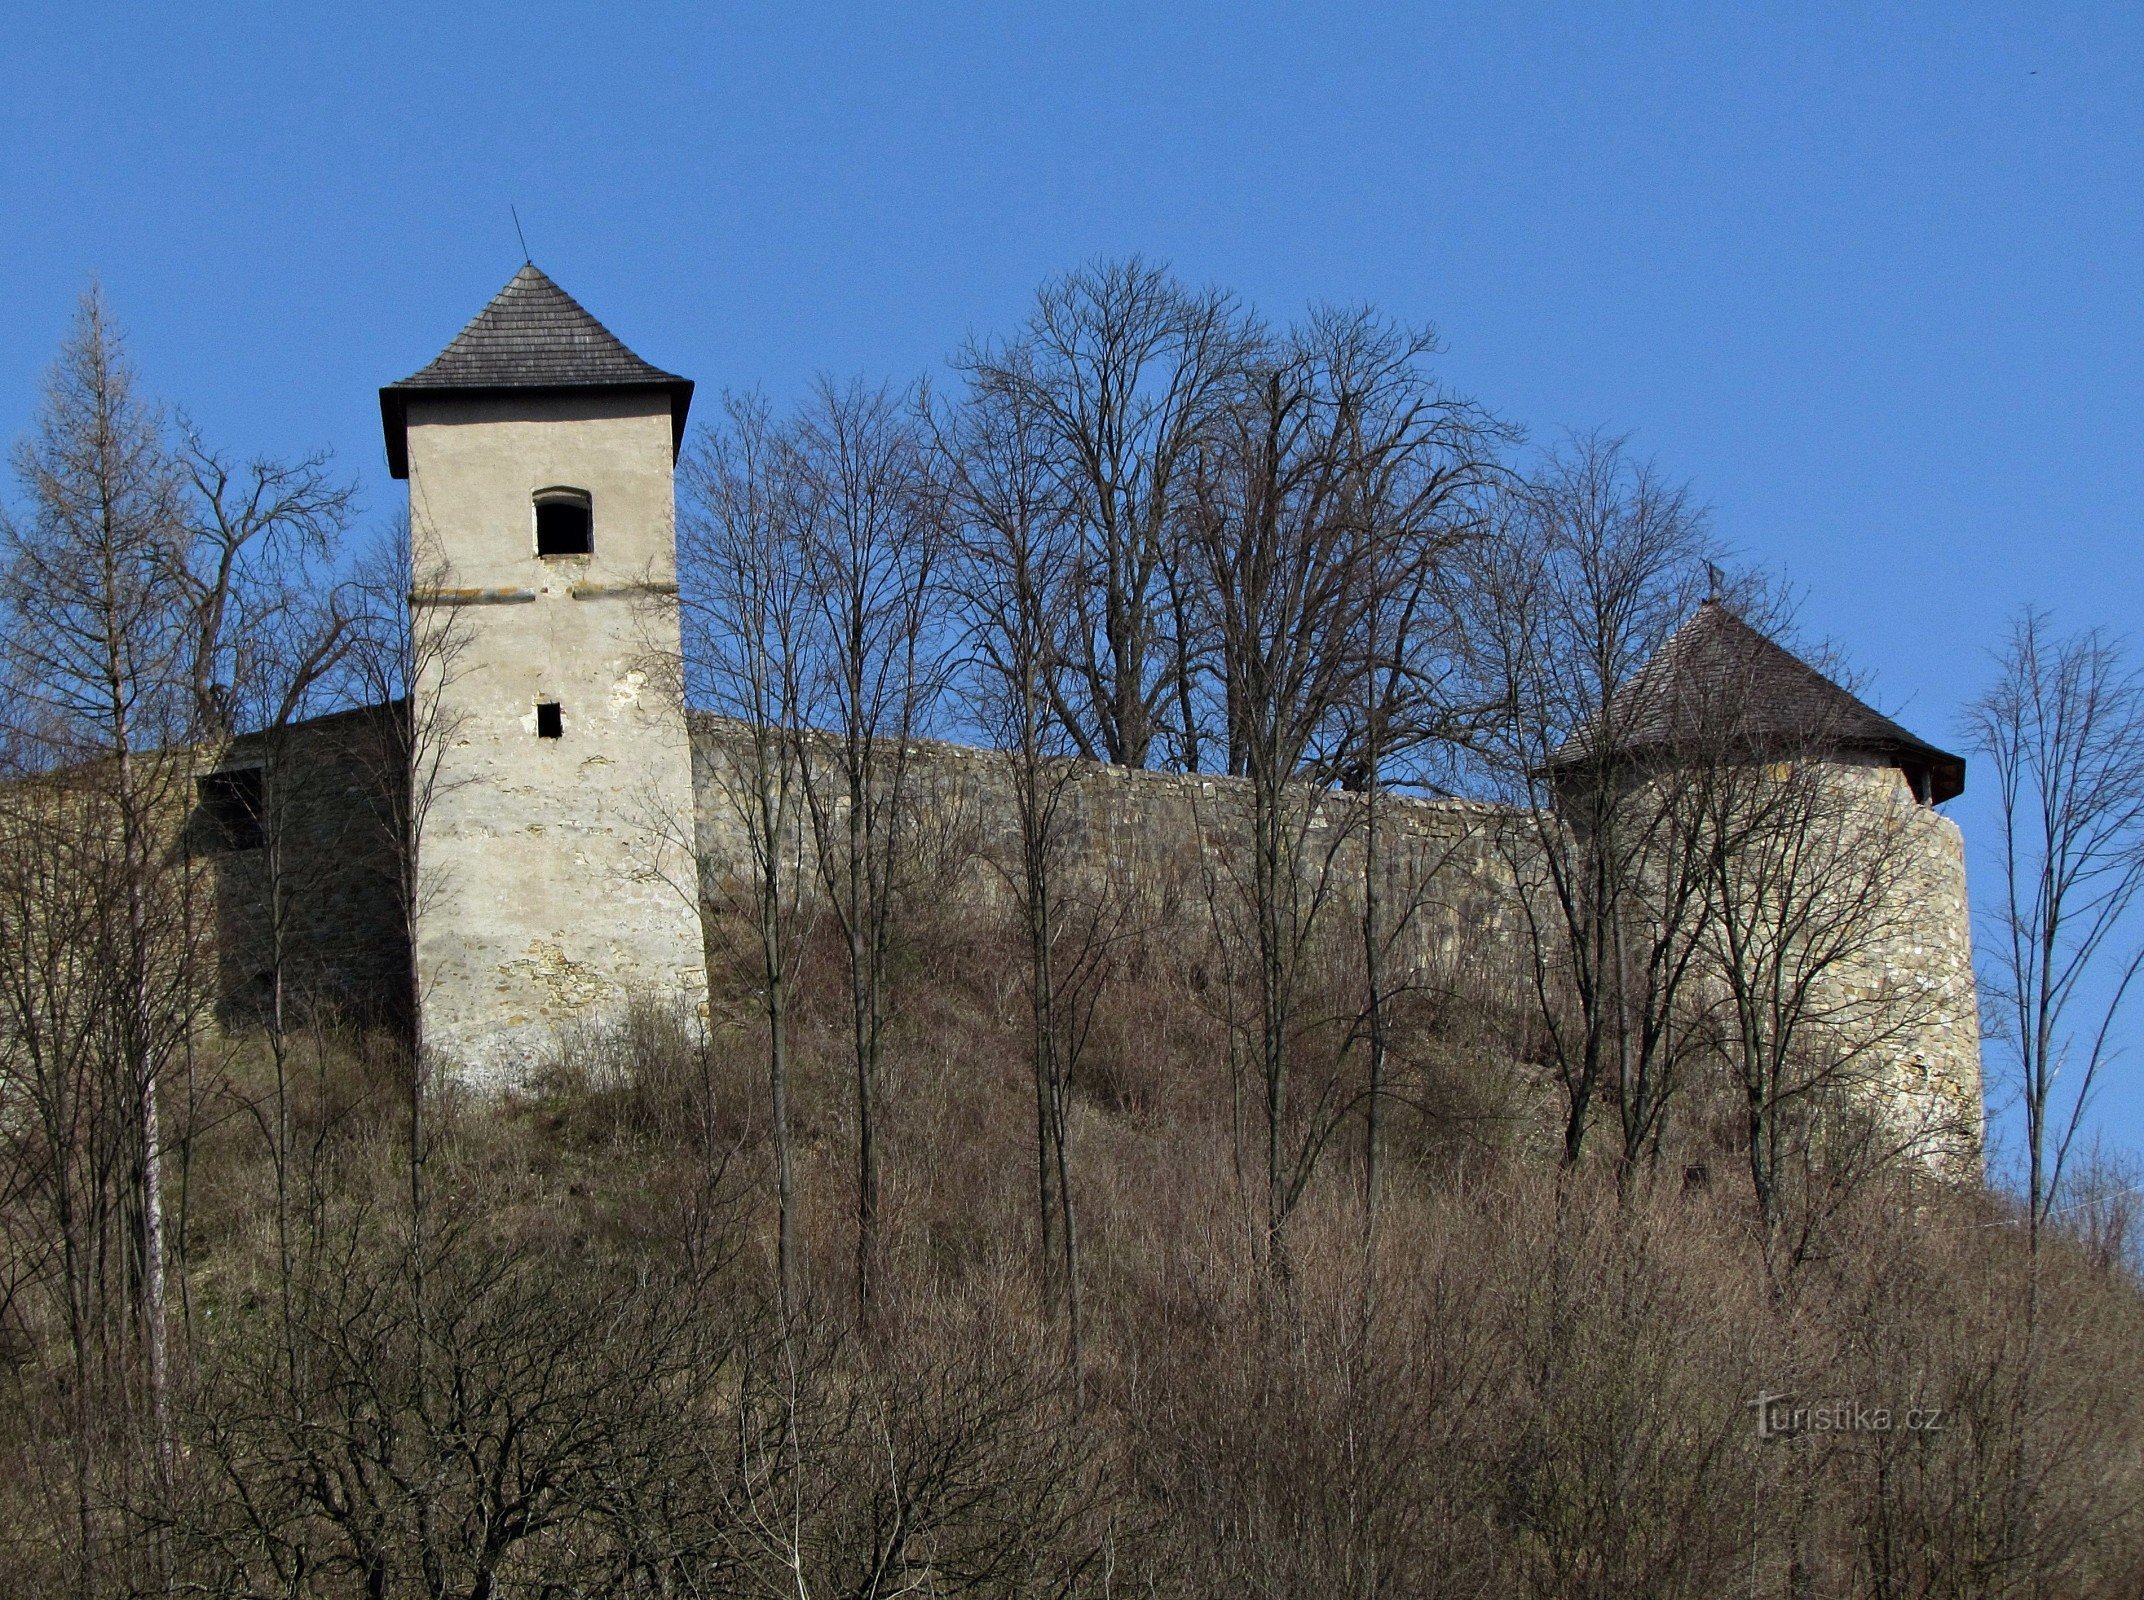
<box><xmin>3</xmin><ymin>904</ymin><xmax>2140</xmax><ymax>1598</ymax></box>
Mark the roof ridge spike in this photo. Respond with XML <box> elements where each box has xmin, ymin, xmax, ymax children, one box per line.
<box><xmin>378</xmin><ymin>264</ymin><xmax>693</xmax><ymax>479</ymax></box>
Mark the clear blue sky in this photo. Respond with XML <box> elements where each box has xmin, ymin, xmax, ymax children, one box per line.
<box><xmin>5</xmin><ymin>3</ymin><xmax>2139</xmax><ymax>1174</ymax></box>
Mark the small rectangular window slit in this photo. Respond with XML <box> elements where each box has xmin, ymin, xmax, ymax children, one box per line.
<box><xmin>535</xmin><ymin>701</ymin><xmax>562</xmax><ymax>739</ymax></box>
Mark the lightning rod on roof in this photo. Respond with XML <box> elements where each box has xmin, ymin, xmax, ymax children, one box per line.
<box><xmin>510</xmin><ymin>205</ymin><xmax>531</xmax><ymax>264</ymax></box>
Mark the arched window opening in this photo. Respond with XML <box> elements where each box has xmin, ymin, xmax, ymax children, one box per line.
<box><xmin>534</xmin><ymin>487</ymin><xmax>593</xmax><ymax>556</ymax></box>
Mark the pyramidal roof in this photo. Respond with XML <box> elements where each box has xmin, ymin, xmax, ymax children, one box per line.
<box><xmin>1549</xmin><ymin>600</ymin><xmax>1964</xmax><ymax>802</ymax></box>
<box><xmin>379</xmin><ymin>264</ymin><xmax>693</xmax><ymax>478</ymax></box>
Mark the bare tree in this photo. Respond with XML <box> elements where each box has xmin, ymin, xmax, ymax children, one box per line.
<box><xmin>1345</xmin><ymin>517</ymin><xmax>1487</xmax><ymax>1223</ymax></box>
<box><xmin>955</xmin><ymin>258</ymin><xmax>1257</xmax><ymax>770</ymax></box>
<box><xmin>679</xmin><ymin>392</ymin><xmax>816</xmax><ymax>1318</ymax></box>
<box><xmin>934</xmin><ymin>358</ymin><xmax>1113</xmax><ymax>1371</ymax></box>
<box><xmin>1686</xmin><ymin>696</ymin><xmax>1934</xmax><ymax>1241</ymax></box>
<box><xmin>0</xmin><ymin>289</ymin><xmax>198</xmax><ymax>1516</ymax></box>
<box><xmin>175</xmin><ymin>1153</ymin><xmax>747</xmax><ymax>1599</ymax></box>
<box><xmin>341</xmin><ymin>510</ymin><xmax>474</xmax><ymax>1308</ymax></box>
<box><xmin>1968</xmin><ymin>608</ymin><xmax>2144</xmax><ymax>1247</ymax></box>
<box><xmin>1463</xmin><ymin>434</ymin><xmax>1721</xmax><ymax>1172</ymax></box>
<box><xmin>0</xmin><ymin>288</ymin><xmax>365</xmax><ymax>1594</ymax></box>
<box><xmin>788</xmin><ymin>377</ymin><xmax>945</xmax><ymax>1314</ymax></box>
<box><xmin>1182</xmin><ymin>307</ymin><xmax>1501</xmax><ymax>1267</ymax></box>
<box><xmin>173</xmin><ymin>433</ymin><xmax>356</xmax><ymax>738</ymax></box>
<box><xmin>0</xmin><ymin>727</ymin><xmax>142</xmax><ymax>1595</ymax></box>
<box><xmin>189</xmin><ymin>455</ymin><xmax>358</xmax><ymax>1396</ymax></box>
<box><xmin>345</xmin><ymin>514</ymin><xmax>472</xmax><ymax>1047</ymax></box>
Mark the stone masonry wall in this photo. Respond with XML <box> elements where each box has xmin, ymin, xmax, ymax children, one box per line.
<box><xmin>1804</xmin><ymin>762</ymin><xmax>1984</xmax><ymax>1172</ymax></box>
<box><xmin>196</xmin><ymin>701</ymin><xmax>1983</xmax><ymax>1173</ymax></box>
<box><xmin>688</xmin><ymin>715</ymin><xmax>1520</xmax><ymax>986</ymax></box>
<box><xmin>687</xmin><ymin>715</ymin><xmax>1984</xmax><ymax>1172</ymax></box>
<box><xmin>199</xmin><ymin>704</ymin><xmax>412</xmax><ymax>1031</ymax></box>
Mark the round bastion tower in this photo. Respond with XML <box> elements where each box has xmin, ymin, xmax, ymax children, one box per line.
<box><xmin>379</xmin><ymin>264</ymin><xmax>710</xmax><ymax>1084</ymax></box>
<box><xmin>1546</xmin><ymin>600</ymin><xmax>1984</xmax><ymax>1175</ymax></box>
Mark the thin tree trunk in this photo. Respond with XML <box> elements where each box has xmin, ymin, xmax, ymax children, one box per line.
<box><xmin>1027</xmin><ymin>840</ymin><xmax>1059</xmax><ymax>1296</ymax></box>
<box><xmin>58</xmin><ymin>1136</ymin><xmax>97</xmax><ymax>1600</ymax></box>
<box><xmin>1256</xmin><ymin>774</ymin><xmax>1291</xmax><ymax>1275</ymax></box>
<box><xmin>1052</xmin><ymin>1050</ymin><xmax>1083</xmax><ymax>1383</ymax></box>
<box><xmin>849</xmin><ymin>775</ymin><xmax>878</xmax><ymax>1316</ymax></box>
<box><xmin>760</xmin><ymin>803</ymin><xmax>798</xmax><ymax>1320</ymax></box>
<box><xmin>112</xmin><ymin>704</ymin><xmax>173</xmax><ymax>1508</ymax></box>
<box><xmin>1361</xmin><ymin>768</ymin><xmax>1388</xmax><ymax>1228</ymax></box>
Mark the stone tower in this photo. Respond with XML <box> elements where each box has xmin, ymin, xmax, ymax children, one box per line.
<box><xmin>380</xmin><ymin>264</ymin><xmax>708</xmax><ymax>1082</ymax></box>
<box><xmin>1545</xmin><ymin>601</ymin><xmax>1983</xmax><ymax>1171</ymax></box>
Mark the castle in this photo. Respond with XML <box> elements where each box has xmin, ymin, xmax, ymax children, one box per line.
<box><xmin>207</xmin><ymin>265</ymin><xmax>1983</xmax><ymax>1165</ymax></box>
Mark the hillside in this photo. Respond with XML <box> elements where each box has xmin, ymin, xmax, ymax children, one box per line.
<box><xmin>4</xmin><ymin>905</ymin><xmax>2141</xmax><ymax>1598</ymax></box>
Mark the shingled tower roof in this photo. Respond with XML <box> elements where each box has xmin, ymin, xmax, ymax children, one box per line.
<box><xmin>379</xmin><ymin>264</ymin><xmax>693</xmax><ymax>478</ymax></box>
<box><xmin>1548</xmin><ymin>599</ymin><xmax>1965</xmax><ymax>803</ymax></box>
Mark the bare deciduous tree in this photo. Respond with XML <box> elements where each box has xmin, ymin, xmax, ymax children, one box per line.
<box><xmin>679</xmin><ymin>391</ymin><xmax>816</xmax><ymax>1318</ymax></box>
<box><xmin>174</xmin><ymin>436</ymin><xmax>357</xmax><ymax>1432</ymax></box>
<box><xmin>0</xmin><ymin>290</ymin><xmax>196</xmax><ymax>1522</ymax></box>
<box><xmin>1691</xmin><ymin>731</ymin><xmax>1933</xmax><ymax>1242</ymax></box>
<box><xmin>0</xmin><ymin>289</ymin><xmax>360</xmax><ymax>1589</ymax></box>
<box><xmin>177</xmin><ymin>1158</ymin><xmax>747</xmax><ymax>1599</ymax></box>
<box><xmin>1464</xmin><ymin>434</ymin><xmax>1722</xmax><ymax>1172</ymax></box>
<box><xmin>935</xmin><ymin>356</ymin><xmax>1114</xmax><ymax>1370</ymax></box>
<box><xmin>174</xmin><ymin>433</ymin><xmax>355</xmax><ymax>739</ymax></box>
<box><xmin>955</xmin><ymin>258</ymin><xmax>1257</xmax><ymax>770</ymax></box>
<box><xmin>787</xmin><ymin>377</ymin><xmax>944</xmax><ymax>1314</ymax></box>
<box><xmin>0</xmin><ymin>735</ymin><xmax>142</xmax><ymax>1594</ymax></box>
<box><xmin>1183</xmin><ymin>307</ymin><xmax>1501</xmax><ymax>1266</ymax></box>
<box><xmin>1968</xmin><ymin>608</ymin><xmax>2144</xmax><ymax>1246</ymax></box>
<box><xmin>341</xmin><ymin>508</ymin><xmax>474</xmax><ymax>1348</ymax></box>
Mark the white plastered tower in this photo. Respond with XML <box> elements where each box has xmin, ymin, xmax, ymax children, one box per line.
<box><xmin>381</xmin><ymin>264</ymin><xmax>709</xmax><ymax>1084</ymax></box>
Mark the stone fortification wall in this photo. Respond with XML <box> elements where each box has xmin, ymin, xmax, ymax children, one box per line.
<box><xmin>200</xmin><ymin>704</ymin><xmax>412</xmax><ymax>1031</ymax></box>
<box><xmin>686</xmin><ymin>715</ymin><xmax>1983</xmax><ymax>1172</ymax></box>
<box><xmin>189</xmin><ymin>703</ymin><xmax>1982</xmax><ymax>1172</ymax></box>
<box><xmin>686</xmin><ymin>715</ymin><xmax>1521</xmax><ymax>990</ymax></box>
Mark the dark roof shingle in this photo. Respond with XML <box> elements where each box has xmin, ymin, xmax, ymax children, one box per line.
<box><xmin>1548</xmin><ymin>600</ymin><xmax>1964</xmax><ymax>801</ymax></box>
<box><xmin>379</xmin><ymin>264</ymin><xmax>693</xmax><ymax>478</ymax></box>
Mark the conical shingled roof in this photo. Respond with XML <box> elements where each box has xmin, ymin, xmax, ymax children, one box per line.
<box><xmin>379</xmin><ymin>264</ymin><xmax>693</xmax><ymax>479</ymax></box>
<box><xmin>1548</xmin><ymin>600</ymin><xmax>1964</xmax><ymax>802</ymax></box>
